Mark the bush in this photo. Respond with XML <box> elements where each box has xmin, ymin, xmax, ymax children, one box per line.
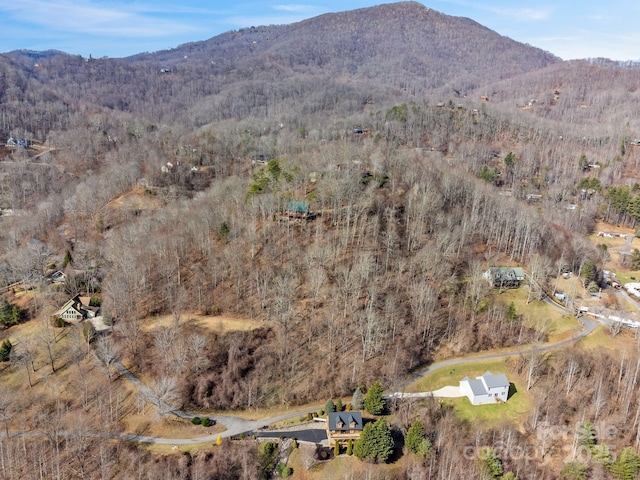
<box><xmin>276</xmin><ymin>462</ymin><xmax>292</xmax><ymax>478</ymax></box>
<box><xmin>201</xmin><ymin>417</ymin><xmax>214</xmax><ymax>427</ymax></box>
<box><xmin>191</xmin><ymin>416</ymin><xmax>201</xmax><ymax>425</ymax></box>
<box><xmin>51</xmin><ymin>316</ymin><xmax>66</xmax><ymax>328</ymax></box>
<box><xmin>291</xmin><ymin>438</ymin><xmax>298</xmax><ymax>449</ymax></box>
<box><xmin>306</xmin><ymin>412</ymin><xmax>313</xmax><ymax>421</ymax></box>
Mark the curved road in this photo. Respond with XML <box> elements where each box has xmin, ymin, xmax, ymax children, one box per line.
<box><xmin>111</xmin><ymin>293</ymin><xmax>598</xmax><ymax>444</ymax></box>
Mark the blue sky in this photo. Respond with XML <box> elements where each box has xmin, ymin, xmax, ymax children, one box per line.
<box><xmin>0</xmin><ymin>1</ymin><xmax>638</xmax><ymax>61</ymax></box>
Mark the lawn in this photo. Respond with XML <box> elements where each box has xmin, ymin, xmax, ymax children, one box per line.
<box><xmin>405</xmin><ymin>358</ymin><xmax>533</xmax><ymax>429</ymax></box>
<box><xmin>496</xmin><ymin>289</ymin><xmax>580</xmax><ymax>342</ymax></box>
<box><xmin>579</xmin><ymin>323</ymin><xmax>639</xmax><ymax>356</ymax></box>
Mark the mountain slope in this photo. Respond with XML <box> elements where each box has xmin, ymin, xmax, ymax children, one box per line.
<box><xmin>129</xmin><ymin>2</ymin><xmax>559</xmax><ymax>93</ymax></box>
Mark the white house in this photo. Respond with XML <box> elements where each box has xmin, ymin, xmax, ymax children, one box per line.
<box><xmin>459</xmin><ymin>371</ymin><xmax>510</xmax><ymax>405</ymax></box>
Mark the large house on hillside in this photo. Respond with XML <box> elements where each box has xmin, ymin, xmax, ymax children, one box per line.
<box><xmin>459</xmin><ymin>371</ymin><xmax>510</xmax><ymax>405</ymax></box>
<box><xmin>326</xmin><ymin>411</ymin><xmax>363</xmax><ymax>447</ymax></box>
<box><xmin>55</xmin><ymin>295</ymin><xmax>99</xmax><ymax>323</ymax></box>
<box><xmin>483</xmin><ymin>267</ymin><xmax>525</xmax><ymax>288</ymax></box>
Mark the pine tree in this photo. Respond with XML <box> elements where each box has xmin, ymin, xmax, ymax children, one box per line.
<box><xmin>364</xmin><ymin>381</ymin><xmax>385</xmax><ymax>415</ymax></box>
<box><xmin>353</xmin><ymin>418</ymin><xmax>394</xmax><ymax>463</ymax></box>
<box><xmin>352</xmin><ymin>387</ymin><xmax>364</xmax><ymax>410</ymax></box>
<box><xmin>324</xmin><ymin>399</ymin><xmax>336</xmax><ymax>414</ymax></box>
<box><xmin>0</xmin><ymin>339</ymin><xmax>11</xmax><ymax>362</ymax></box>
<box><xmin>405</xmin><ymin>420</ymin><xmax>426</xmax><ymax>455</ymax></box>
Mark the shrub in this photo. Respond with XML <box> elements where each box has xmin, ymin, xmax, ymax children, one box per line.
<box><xmin>291</xmin><ymin>438</ymin><xmax>298</xmax><ymax>449</ymax></box>
<box><xmin>51</xmin><ymin>316</ymin><xmax>66</xmax><ymax>328</ymax></box>
<box><xmin>306</xmin><ymin>412</ymin><xmax>313</xmax><ymax>421</ymax></box>
<box><xmin>201</xmin><ymin>417</ymin><xmax>213</xmax><ymax>427</ymax></box>
<box><xmin>191</xmin><ymin>416</ymin><xmax>201</xmax><ymax>425</ymax></box>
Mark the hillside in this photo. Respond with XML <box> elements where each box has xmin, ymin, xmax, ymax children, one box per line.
<box><xmin>2</xmin><ymin>2</ymin><xmax>640</xmax><ymax>479</ymax></box>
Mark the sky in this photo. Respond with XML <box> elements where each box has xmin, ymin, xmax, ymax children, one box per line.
<box><xmin>0</xmin><ymin>0</ymin><xmax>639</xmax><ymax>61</ymax></box>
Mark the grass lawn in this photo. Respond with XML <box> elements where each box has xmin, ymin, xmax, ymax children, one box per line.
<box><xmin>579</xmin><ymin>324</ymin><xmax>639</xmax><ymax>356</ymax></box>
<box><xmin>405</xmin><ymin>358</ymin><xmax>532</xmax><ymax>429</ymax></box>
<box><xmin>496</xmin><ymin>289</ymin><xmax>580</xmax><ymax>342</ymax></box>
<box><xmin>287</xmin><ymin>446</ymin><xmax>412</xmax><ymax>480</ymax></box>
<box><xmin>142</xmin><ymin>440</ymin><xmax>219</xmax><ymax>455</ymax></box>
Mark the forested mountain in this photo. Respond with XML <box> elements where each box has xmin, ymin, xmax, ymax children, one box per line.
<box><xmin>1</xmin><ymin>2</ymin><xmax>640</xmax><ymax>479</ymax></box>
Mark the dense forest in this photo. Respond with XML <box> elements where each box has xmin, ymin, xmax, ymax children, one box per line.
<box><xmin>2</xmin><ymin>1</ymin><xmax>640</xmax><ymax>478</ymax></box>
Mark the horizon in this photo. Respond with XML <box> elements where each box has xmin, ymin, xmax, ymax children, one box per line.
<box><xmin>0</xmin><ymin>1</ymin><xmax>639</xmax><ymax>61</ymax></box>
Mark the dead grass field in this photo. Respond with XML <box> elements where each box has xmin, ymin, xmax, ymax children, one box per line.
<box><xmin>141</xmin><ymin>313</ymin><xmax>264</xmax><ymax>333</ymax></box>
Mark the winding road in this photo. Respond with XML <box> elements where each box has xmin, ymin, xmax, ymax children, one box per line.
<box><xmin>112</xmin><ymin>292</ymin><xmax>599</xmax><ymax>445</ymax></box>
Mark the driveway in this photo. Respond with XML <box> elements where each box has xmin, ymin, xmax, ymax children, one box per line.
<box><xmin>257</xmin><ymin>429</ymin><xmax>327</xmax><ymax>443</ymax></box>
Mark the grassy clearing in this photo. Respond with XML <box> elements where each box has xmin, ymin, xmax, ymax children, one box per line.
<box><xmin>141</xmin><ymin>440</ymin><xmax>219</xmax><ymax>455</ymax></box>
<box><xmin>141</xmin><ymin>313</ymin><xmax>264</xmax><ymax>333</ymax></box>
<box><xmin>405</xmin><ymin>358</ymin><xmax>532</xmax><ymax>429</ymax></box>
<box><xmin>406</xmin><ymin>359</ymin><xmax>510</xmax><ymax>393</ymax></box>
<box><xmin>579</xmin><ymin>324</ymin><xmax>640</xmax><ymax>355</ymax></box>
<box><xmin>122</xmin><ymin>410</ymin><xmax>225</xmax><ymax>439</ymax></box>
<box><xmin>496</xmin><ymin>289</ymin><xmax>580</xmax><ymax>342</ymax></box>
<box><xmin>287</xmin><ymin>447</ymin><xmax>411</xmax><ymax>480</ymax></box>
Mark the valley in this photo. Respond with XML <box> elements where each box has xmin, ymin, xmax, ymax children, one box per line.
<box><xmin>2</xmin><ymin>1</ymin><xmax>640</xmax><ymax>478</ymax></box>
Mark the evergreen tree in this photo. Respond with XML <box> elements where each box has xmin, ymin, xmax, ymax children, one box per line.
<box><xmin>353</xmin><ymin>418</ymin><xmax>394</xmax><ymax>463</ymax></box>
<box><xmin>352</xmin><ymin>387</ymin><xmax>364</xmax><ymax>410</ymax></box>
<box><xmin>478</xmin><ymin>448</ymin><xmax>503</xmax><ymax>479</ymax></box>
<box><xmin>324</xmin><ymin>399</ymin><xmax>336</xmax><ymax>414</ymax></box>
<box><xmin>346</xmin><ymin>438</ymin><xmax>353</xmax><ymax>456</ymax></box>
<box><xmin>506</xmin><ymin>301</ymin><xmax>518</xmax><ymax>322</ymax></box>
<box><xmin>0</xmin><ymin>300</ymin><xmax>20</xmax><ymax>327</ymax></box>
<box><xmin>364</xmin><ymin>381</ymin><xmax>385</xmax><ymax>415</ymax></box>
<box><xmin>0</xmin><ymin>339</ymin><xmax>11</xmax><ymax>362</ymax></box>
<box><xmin>504</xmin><ymin>151</ymin><xmax>516</xmax><ymax>167</ymax></box>
<box><xmin>334</xmin><ymin>441</ymin><xmax>340</xmax><ymax>456</ymax></box>
<box><xmin>610</xmin><ymin>447</ymin><xmax>640</xmax><ymax>480</ymax></box>
<box><xmin>561</xmin><ymin>461</ymin><xmax>588</xmax><ymax>480</ymax></box>
<box><xmin>576</xmin><ymin>421</ymin><xmax>597</xmax><ymax>448</ymax></box>
<box><xmin>335</xmin><ymin>398</ymin><xmax>343</xmax><ymax>412</ymax></box>
<box><xmin>405</xmin><ymin>420</ymin><xmax>426</xmax><ymax>455</ymax></box>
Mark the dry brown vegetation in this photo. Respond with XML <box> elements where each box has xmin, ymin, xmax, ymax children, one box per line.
<box><xmin>3</xmin><ymin>1</ymin><xmax>640</xmax><ymax>478</ymax></box>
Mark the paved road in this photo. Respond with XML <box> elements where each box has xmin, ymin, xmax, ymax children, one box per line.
<box><xmin>109</xmin><ymin>282</ymin><xmax>600</xmax><ymax>445</ymax></box>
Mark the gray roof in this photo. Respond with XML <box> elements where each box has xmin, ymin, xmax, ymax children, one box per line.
<box><xmin>328</xmin><ymin>412</ymin><xmax>363</xmax><ymax>432</ymax></box>
<box><xmin>481</xmin><ymin>371</ymin><xmax>509</xmax><ymax>389</ymax></box>
<box><xmin>485</xmin><ymin>267</ymin><xmax>525</xmax><ymax>282</ymax></box>
<box><xmin>463</xmin><ymin>377</ymin><xmax>488</xmax><ymax>396</ymax></box>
